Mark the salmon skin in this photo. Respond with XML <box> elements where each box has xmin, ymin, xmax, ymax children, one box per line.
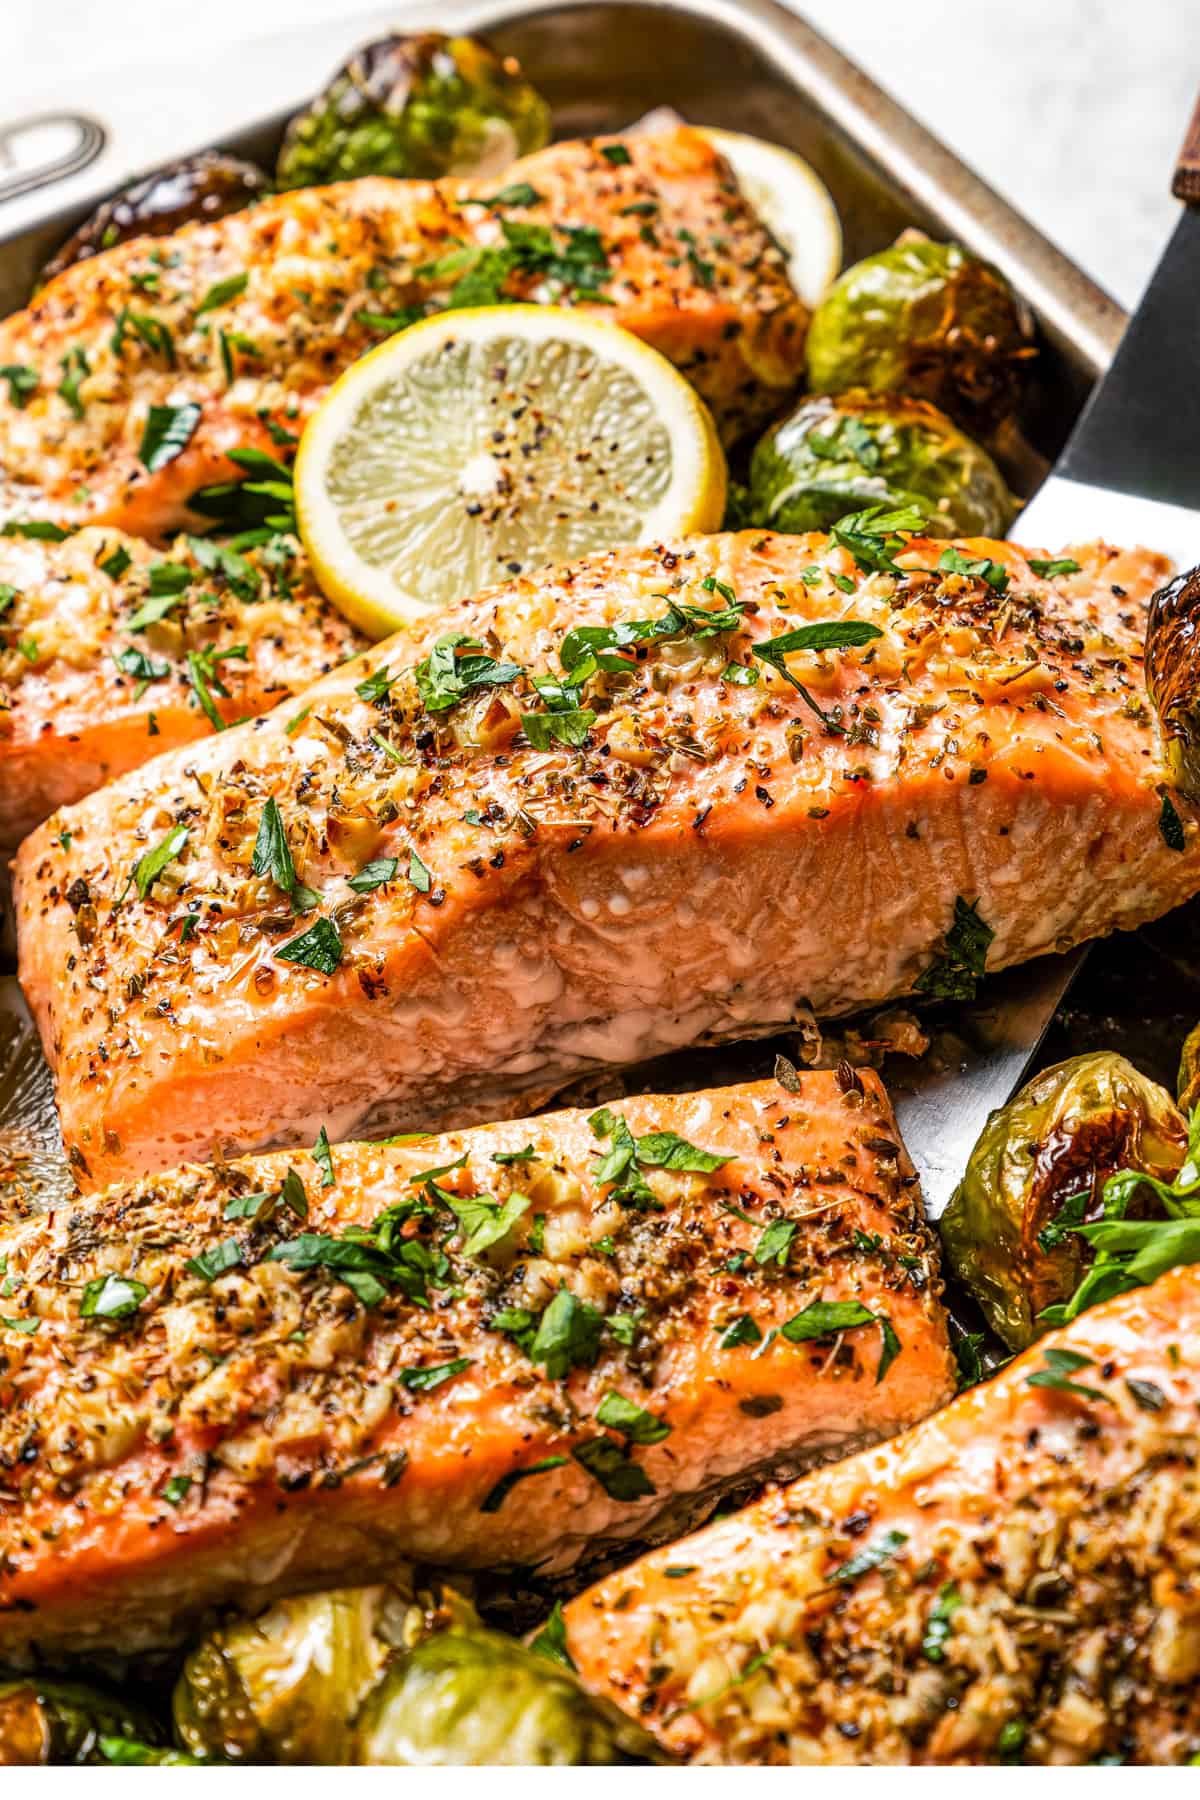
<box><xmin>15</xmin><ymin>528</ymin><xmax>1199</xmax><ymax>1190</ymax></box>
<box><xmin>0</xmin><ymin>526</ymin><xmax>361</xmax><ymax>850</ymax></box>
<box><xmin>0</xmin><ymin>127</ymin><xmax>805</xmax><ymax>540</ymax></box>
<box><xmin>564</xmin><ymin>1263</ymin><xmax>1200</xmax><ymax>1766</ymax></box>
<box><xmin>0</xmin><ymin>1074</ymin><xmax>953</xmax><ymax>1660</ymax></box>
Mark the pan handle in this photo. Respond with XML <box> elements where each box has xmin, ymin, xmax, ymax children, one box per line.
<box><xmin>0</xmin><ymin>111</ymin><xmax>106</xmax><ymax>207</ymax></box>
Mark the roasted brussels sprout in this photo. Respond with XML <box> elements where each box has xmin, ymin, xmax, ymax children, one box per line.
<box><xmin>804</xmin><ymin>234</ymin><xmax>1036</xmax><ymax>438</ymax></box>
<box><xmin>354</xmin><ymin>1627</ymin><xmax>660</xmax><ymax>1765</ymax></box>
<box><xmin>746</xmin><ymin>390</ymin><xmax>1015</xmax><ymax>538</ymax></box>
<box><xmin>940</xmin><ymin>1053</ymin><xmax>1188</xmax><ymax>1350</ymax></box>
<box><xmin>39</xmin><ymin>152</ymin><xmax>269</xmax><ymax>287</ymax></box>
<box><xmin>1146</xmin><ymin>563</ymin><xmax>1200</xmax><ymax>803</ymax></box>
<box><xmin>175</xmin><ymin>1581</ymin><xmax>658</xmax><ymax>1765</ymax></box>
<box><xmin>174</xmin><ymin>1581</ymin><xmax>425</xmax><ymax>1763</ymax></box>
<box><xmin>276</xmin><ymin>32</ymin><xmax>551</xmax><ymax>189</ymax></box>
<box><xmin>0</xmin><ymin>1675</ymin><xmax>164</xmax><ymax>1766</ymax></box>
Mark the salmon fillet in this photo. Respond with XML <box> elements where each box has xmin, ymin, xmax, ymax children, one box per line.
<box><xmin>0</xmin><ymin>1074</ymin><xmax>953</xmax><ymax>1659</ymax></box>
<box><xmin>0</xmin><ymin>127</ymin><xmax>805</xmax><ymax>540</ymax></box>
<box><xmin>564</xmin><ymin>1263</ymin><xmax>1200</xmax><ymax>1766</ymax></box>
<box><xmin>0</xmin><ymin>526</ymin><xmax>361</xmax><ymax>849</ymax></box>
<box><xmin>14</xmin><ymin>528</ymin><xmax>1197</xmax><ymax>1190</ymax></box>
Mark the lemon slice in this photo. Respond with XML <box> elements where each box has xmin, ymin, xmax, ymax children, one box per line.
<box><xmin>295</xmin><ymin>306</ymin><xmax>727</xmax><ymax>637</ymax></box>
<box><xmin>698</xmin><ymin>127</ymin><xmax>842</xmax><ymax>307</ymax></box>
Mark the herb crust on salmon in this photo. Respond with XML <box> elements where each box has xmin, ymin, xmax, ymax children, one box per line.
<box><xmin>0</xmin><ymin>1075</ymin><xmax>953</xmax><ymax>1660</ymax></box>
<box><xmin>14</xmin><ymin>526</ymin><xmax>1198</xmax><ymax>1189</ymax></box>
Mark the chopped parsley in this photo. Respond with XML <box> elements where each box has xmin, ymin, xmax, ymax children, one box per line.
<box><xmin>913</xmin><ymin>895</ymin><xmax>993</xmax><ymax>1001</ymax></box>
<box><xmin>572</xmin><ymin>1434</ymin><xmax>656</xmax><ymax>1501</ymax></box>
<box><xmin>717</xmin><ymin>1313</ymin><xmax>762</xmax><ymax>1349</ymax></box>
<box><xmin>521</xmin><ymin>707</ymin><xmax>596</xmax><ymax>749</ymax></box>
<box><xmin>186</xmin><ymin>642</ymin><xmax>248</xmax><ymax>729</ymax></box>
<box><xmin>481</xmin><ymin>1455</ymin><xmax>567</xmax><ymax>1514</ymax></box>
<box><xmin>252</xmin><ymin>797</ymin><xmax>316</xmax><ymax>910</ymax></box>
<box><xmin>1160</xmin><ymin>792</ymin><xmax>1186</xmax><ymax>852</ymax></box>
<box><xmin>588</xmin><ymin>1107</ymin><xmax>729</xmax><ymax>1209</ymax></box>
<box><xmin>1028</xmin><ymin>556</ymin><xmax>1081</xmax><ymax>579</ymax></box>
<box><xmin>444</xmin><ymin>1187</ymin><xmax>529</xmax><ymax>1257</ymax></box>
<box><xmin>347</xmin><ymin>857</ymin><xmax>397</xmax><ymax>894</ymax></box>
<box><xmin>595</xmin><ymin>1391</ymin><xmax>671</xmax><ymax>1444</ymax></box>
<box><xmin>1025</xmin><ymin>1345</ymin><xmax>1106</xmax><ymax>1402</ymax></box>
<box><xmin>752</xmin><ymin>617</ymin><xmax>882</xmax><ymax>732</ymax></box>
<box><xmin>186</xmin><ymin>1240</ymin><xmax>245</xmax><ymax>1283</ymax></box>
<box><xmin>0</xmin><ymin>364</ymin><xmax>37</xmax><ymax>408</ymax></box>
<box><xmin>938</xmin><ymin>544</ymin><xmax>1010</xmax><ymax>593</ymax></box>
<box><xmin>753</xmin><ymin>1218</ymin><xmax>797</xmax><ymax>1267</ymax></box>
<box><xmin>829</xmin><ymin>502</ymin><xmax>927</xmax><ymax>576</ymax></box>
<box><xmin>829</xmin><ymin>1526</ymin><xmax>908</xmax><ymax>1585</ymax></box>
<box><xmin>414</xmin><ymin>632</ymin><xmax>523</xmax><ymax>712</ymax></box>
<box><xmin>275</xmin><ymin>915</ymin><xmax>343</xmax><ymax>975</ymax></box>
<box><xmin>133</xmin><ymin>823</ymin><xmax>188</xmax><ymax>901</ymax></box>
<box><xmin>921</xmin><ymin>1582</ymin><xmax>962</xmax><ymax>1662</ymax></box>
<box><xmin>57</xmin><ymin>346</ymin><xmax>90</xmax><ymax>418</ymax></box>
<box><xmin>113</xmin><ymin>644</ymin><xmax>169</xmax><ymax>697</ymax></box>
<box><xmin>781</xmin><ymin>1297</ymin><xmax>901</xmax><ymax>1382</ymax></box>
<box><xmin>195</xmin><ymin>271</ymin><xmax>249</xmax><ymax>315</ymax></box>
<box><xmin>407</xmin><ymin>850</ymin><xmax>433</xmax><ymax>894</ymax></box>
<box><xmin>529</xmin><ymin>1287</ymin><xmax>603</xmax><ymax>1378</ymax></box>
<box><xmin>140</xmin><ymin>401</ymin><xmax>202</xmax><ymax>472</ymax></box>
<box><xmin>398</xmin><ymin>1356</ymin><xmax>472</xmax><ymax>1393</ymax></box>
<box><xmin>529</xmin><ymin>1600</ymin><xmax>574</xmax><ymax>1668</ymax></box>
<box><xmin>79</xmin><ymin>1272</ymin><xmax>148</xmax><ymax>1322</ymax></box>
<box><xmin>163</xmin><ymin>1475</ymin><xmax>192</xmax><ymax>1506</ymax></box>
<box><xmin>311</xmin><ymin>1127</ymin><xmax>335</xmax><ymax>1188</ymax></box>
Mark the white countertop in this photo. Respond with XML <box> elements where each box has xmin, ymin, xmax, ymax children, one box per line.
<box><xmin>0</xmin><ymin>0</ymin><xmax>1190</xmax><ymax>309</ymax></box>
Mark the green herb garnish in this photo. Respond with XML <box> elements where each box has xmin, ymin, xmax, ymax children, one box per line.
<box><xmin>913</xmin><ymin>895</ymin><xmax>993</xmax><ymax>1001</ymax></box>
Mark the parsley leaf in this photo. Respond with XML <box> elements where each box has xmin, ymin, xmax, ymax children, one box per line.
<box><xmin>415</xmin><ymin>633</ymin><xmax>524</xmax><ymax>712</ymax></box>
<box><xmin>348</xmin><ymin>857</ymin><xmax>397</xmax><ymax>894</ymax></box>
<box><xmin>572</xmin><ymin>1434</ymin><xmax>656</xmax><ymax>1501</ymax></box>
<box><xmin>1025</xmin><ymin>1345</ymin><xmax>1107</xmax><ymax>1402</ymax></box>
<box><xmin>829</xmin><ymin>1526</ymin><xmax>908</xmax><ymax>1585</ymax></box>
<box><xmin>195</xmin><ymin>272</ymin><xmax>249</xmax><ymax>315</ymax></box>
<box><xmin>481</xmin><ymin>1455</ymin><xmax>567</xmax><ymax>1514</ymax></box>
<box><xmin>829</xmin><ymin>503</ymin><xmax>927</xmax><ymax>576</ymax></box>
<box><xmin>186</xmin><ymin>642</ymin><xmax>248</xmax><ymax>729</ymax></box>
<box><xmin>133</xmin><ymin>823</ymin><xmax>187</xmax><ymax>900</ymax></box>
<box><xmin>80</xmin><ymin>1272</ymin><xmax>148</xmax><ymax>1322</ymax></box>
<box><xmin>781</xmin><ymin>1298</ymin><xmax>900</xmax><ymax>1383</ymax></box>
<box><xmin>717</xmin><ymin>1313</ymin><xmax>762</xmax><ymax>1349</ymax></box>
<box><xmin>913</xmin><ymin>895</ymin><xmax>993</xmax><ymax>1001</ymax></box>
<box><xmin>139</xmin><ymin>401</ymin><xmax>201</xmax><ymax>471</ymax></box>
<box><xmin>596</xmin><ymin>1391</ymin><xmax>671</xmax><ymax>1444</ymax></box>
<box><xmin>0</xmin><ymin>364</ymin><xmax>37</xmax><ymax>408</ymax></box>
<box><xmin>399</xmin><ymin>1356</ymin><xmax>472</xmax><ymax>1392</ymax></box>
<box><xmin>1028</xmin><ymin>556</ymin><xmax>1081</xmax><ymax>579</ymax></box>
<box><xmin>445</xmin><ymin>1188</ymin><xmax>530</xmax><ymax>1257</ymax></box>
<box><xmin>312</xmin><ymin>1126</ymin><xmax>335</xmax><ymax>1188</ymax></box>
<box><xmin>276</xmin><ymin>915</ymin><xmax>343</xmax><ymax>975</ymax></box>
<box><xmin>921</xmin><ymin>1582</ymin><xmax>961</xmax><ymax>1662</ymax></box>
<box><xmin>521</xmin><ymin>708</ymin><xmax>596</xmax><ymax>749</ymax></box>
<box><xmin>938</xmin><ymin>545</ymin><xmax>1009</xmax><ymax>594</ymax></box>
<box><xmin>407</xmin><ymin>851</ymin><xmax>432</xmax><ymax>894</ymax></box>
<box><xmin>186</xmin><ymin>1240</ymin><xmax>245</xmax><ymax>1282</ymax></box>
<box><xmin>529</xmin><ymin>1287</ymin><xmax>603</xmax><ymax>1379</ymax></box>
<box><xmin>1160</xmin><ymin>792</ymin><xmax>1186</xmax><ymax>852</ymax></box>
<box><xmin>529</xmin><ymin>1599</ymin><xmax>575</xmax><ymax>1668</ymax></box>
<box><xmin>753</xmin><ymin>1218</ymin><xmax>797</xmax><ymax>1267</ymax></box>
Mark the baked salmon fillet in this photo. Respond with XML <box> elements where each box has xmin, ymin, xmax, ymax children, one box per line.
<box><xmin>0</xmin><ymin>1074</ymin><xmax>954</xmax><ymax>1659</ymax></box>
<box><xmin>15</xmin><ymin>528</ymin><xmax>1199</xmax><ymax>1189</ymax></box>
<box><xmin>0</xmin><ymin>526</ymin><xmax>361</xmax><ymax>849</ymax></box>
<box><xmin>0</xmin><ymin>127</ymin><xmax>805</xmax><ymax>540</ymax></box>
<box><xmin>564</xmin><ymin>1263</ymin><xmax>1200</xmax><ymax>1766</ymax></box>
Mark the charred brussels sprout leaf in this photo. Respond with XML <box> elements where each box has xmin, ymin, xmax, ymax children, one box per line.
<box><xmin>0</xmin><ymin>1676</ymin><xmax>165</xmax><ymax>1765</ymax></box>
<box><xmin>39</xmin><ymin>152</ymin><xmax>269</xmax><ymax>288</ymax></box>
<box><xmin>353</xmin><ymin>1627</ymin><xmax>661</xmax><ymax>1764</ymax></box>
<box><xmin>940</xmin><ymin>1053</ymin><xmax>1187</xmax><ymax>1350</ymax></box>
<box><xmin>1146</xmin><ymin>563</ymin><xmax>1200</xmax><ymax>804</ymax></box>
<box><xmin>747</xmin><ymin>390</ymin><xmax>1015</xmax><ymax>539</ymax></box>
<box><xmin>805</xmin><ymin>235</ymin><xmax>1035</xmax><ymax>438</ymax></box>
<box><xmin>276</xmin><ymin>33</ymin><xmax>551</xmax><ymax>189</ymax></box>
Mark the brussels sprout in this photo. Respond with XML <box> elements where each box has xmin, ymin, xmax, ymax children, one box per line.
<box><xmin>1146</xmin><ymin>563</ymin><xmax>1200</xmax><ymax>803</ymax></box>
<box><xmin>804</xmin><ymin>235</ymin><xmax>1035</xmax><ymax>438</ymax></box>
<box><xmin>0</xmin><ymin>1675</ymin><xmax>164</xmax><ymax>1766</ymax></box>
<box><xmin>746</xmin><ymin>390</ymin><xmax>1015</xmax><ymax>539</ymax></box>
<box><xmin>174</xmin><ymin>1581</ymin><xmax>430</xmax><ymax>1762</ymax></box>
<box><xmin>39</xmin><ymin>152</ymin><xmax>269</xmax><ymax>287</ymax></box>
<box><xmin>353</xmin><ymin>1626</ymin><xmax>660</xmax><ymax>1765</ymax></box>
<box><xmin>276</xmin><ymin>33</ymin><xmax>551</xmax><ymax>190</ymax></box>
<box><xmin>940</xmin><ymin>1053</ymin><xmax>1187</xmax><ymax>1350</ymax></box>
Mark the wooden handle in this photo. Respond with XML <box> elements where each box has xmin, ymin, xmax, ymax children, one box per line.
<box><xmin>1174</xmin><ymin>93</ymin><xmax>1200</xmax><ymax>202</ymax></box>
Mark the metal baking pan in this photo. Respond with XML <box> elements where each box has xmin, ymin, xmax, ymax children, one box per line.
<box><xmin>1</xmin><ymin>0</ymin><xmax>1188</xmax><ymax>1177</ymax></box>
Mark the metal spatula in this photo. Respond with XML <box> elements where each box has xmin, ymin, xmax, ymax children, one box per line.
<box><xmin>898</xmin><ymin>175</ymin><xmax>1200</xmax><ymax>1216</ymax></box>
